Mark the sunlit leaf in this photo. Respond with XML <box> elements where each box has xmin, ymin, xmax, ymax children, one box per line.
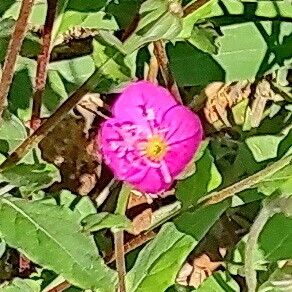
<box><xmin>0</xmin><ymin>197</ymin><xmax>117</xmax><ymax>290</ymax></box>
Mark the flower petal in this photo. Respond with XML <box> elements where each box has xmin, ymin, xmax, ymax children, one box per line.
<box><xmin>100</xmin><ymin>119</ymin><xmax>147</xmax><ymax>182</ymax></box>
<box><xmin>131</xmin><ymin>167</ymin><xmax>172</xmax><ymax>194</ymax></box>
<box><xmin>162</xmin><ymin>105</ymin><xmax>203</xmax><ymax>176</ymax></box>
<box><xmin>112</xmin><ymin>81</ymin><xmax>178</xmax><ymax>125</ymax></box>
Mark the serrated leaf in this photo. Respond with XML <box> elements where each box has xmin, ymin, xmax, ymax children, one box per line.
<box><xmin>0</xmin><ymin>278</ymin><xmax>42</xmax><ymax>292</ymax></box>
<box><xmin>196</xmin><ymin>271</ymin><xmax>240</xmax><ymax>292</ymax></box>
<box><xmin>82</xmin><ymin>212</ymin><xmax>132</xmax><ymax>232</ymax></box>
<box><xmin>126</xmin><ymin>223</ymin><xmax>196</xmax><ymax>292</ymax></box>
<box><xmin>0</xmin><ymin>197</ymin><xmax>117</xmax><ymax>290</ymax></box>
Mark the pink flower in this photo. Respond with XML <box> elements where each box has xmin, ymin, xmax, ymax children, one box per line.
<box><xmin>100</xmin><ymin>81</ymin><xmax>203</xmax><ymax>194</ymax></box>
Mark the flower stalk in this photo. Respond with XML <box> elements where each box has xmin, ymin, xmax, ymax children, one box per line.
<box><xmin>114</xmin><ymin>184</ymin><xmax>131</xmax><ymax>292</ymax></box>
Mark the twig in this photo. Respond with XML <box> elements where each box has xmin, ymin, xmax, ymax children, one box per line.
<box><xmin>47</xmin><ymin>280</ymin><xmax>71</xmax><ymax>292</ymax></box>
<box><xmin>153</xmin><ymin>40</ymin><xmax>182</xmax><ymax>104</ymax></box>
<box><xmin>245</xmin><ymin>198</ymin><xmax>281</xmax><ymax>292</ymax></box>
<box><xmin>106</xmin><ymin>230</ymin><xmax>157</xmax><ymax>264</ymax></box>
<box><xmin>198</xmin><ymin>154</ymin><xmax>292</xmax><ymax>205</ymax></box>
<box><xmin>114</xmin><ymin>231</ymin><xmax>127</xmax><ymax>292</ymax></box>
<box><xmin>0</xmin><ymin>0</ymin><xmax>35</xmax><ymax>118</ymax></box>
<box><xmin>183</xmin><ymin>0</ymin><xmax>211</xmax><ymax>17</ymax></box>
<box><xmin>0</xmin><ymin>58</ymin><xmax>112</xmax><ymax>171</ymax></box>
<box><xmin>31</xmin><ymin>0</ymin><xmax>58</xmax><ymax>130</ymax></box>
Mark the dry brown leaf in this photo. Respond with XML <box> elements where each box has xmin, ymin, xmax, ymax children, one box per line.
<box><xmin>78</xmin><ymin>173</ymin><xmax>97</xmax><ymax>196</ymax></box>
<box><xmin>203</xmin><ymin>81</ymin><xmax>251</xmax><ymax>130</ymax></box>
<box><xmin>177</xmin><ymin>254</ymin><xmax>223</xmax><ymax>288</ymax></box>
<box><xmin>250</xmin><ymin>79</ymin><xmax>284</xmax><ymax>127</ymax></box>
<box><xmin>127</xmin><ymin>192</ymin><xmax>150</xmax><ymax>209</ymax></box>
<box><xmin>129</xmin><ymin>208</ymin><xmax>152</xmax><ymax>235</ymax></box>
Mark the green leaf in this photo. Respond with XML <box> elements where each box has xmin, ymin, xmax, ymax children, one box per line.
<box><xmin>179</xmin><ymin>0</ymin><xmax>217</xmax><ymax>39</ymax></box>
<box><xmin>0</xmin><ymin>197</ymin><xmax>117</xmax><ymax>290</ymax></box>
<box><xmin>0</xmin><ymin>278</ymin><xmax>42</xmax><ymax>292</ymax></box>
<box><xmin>167</xmin><ymin>42</ymin><xmax>224</xmax><ymax>86</ymax></box>
<box><xmin>0</xmin><ymin>163</ymin><xmax>60</xmax><ymax>197</ymax></box>
<box><xmin>176</xmin><ymin>148</ymin><xmax>222</xmax><ymax>207</ymax></box>
<box><xmin>92</xmin><ymin>32</ymin><xmax>135</xmax><ymax>92</ymax></box>
<box><xmin>48</xmin><ymin>55</ymin><xmax>95</xmax><ymax>88</ymax></box>
<box><xmin>123</xmin><ymin>0</ymin><xmax>183</xmax><ymax>52</ymax></box>
<box><xmin>213</xmin><ymin>22</ymin><xmax>267</xmax><ymax>81</ymax></box>
<box><xmin>2</xmin><ymin>0</ymin><xmax>46</xmax><ymax>26</ymax></box>
<box><xmin>246</xmin><ymin>135</ymin><xmax>283</xmax><ymax>162</ymax></box>
<box><xmin>258</xmin><ymin>265</ymin><xmax>292</xmax><ymax>292</ymax></box>
<box><xmin>259</xmin><ymin>213</ymin><xmax>292</xmax><ymax>261</ymax></box>
<box><xmin>0</xmin><ymin>111</ymin><xmax>27</xmax><ymax>154</ymax></box>
<box><xmin>257</xmin><ymin>164</ymin><xmax>292</xmax><ymax>196</ymax></box>
<box><xmin>105</xmin><ymin>0</ymin><xmax>140</xmax><ymax>29</ymax></box>
<box><xmin>188</xmin><ymin>23</ymin><xmax>219</xmax><ymax>54</ymax></box>
<box><xmin>174</xmin><ymin>200</ymin><xmax>229</xmax><ymax>240</ymax></box>
<box><xmin>82</xmin><ymin>212</ymin><xmax>132</xmax><ymax>232</ymax></box>
<box><xmin>55</xmin><ymin>0</ymin><xmax>118</xmax><ymax>39</ymax></box>
<box><xmin>196</xmin><ymin>271</ymin><xmax>240</xmax><ymax>292</ymax></box>
<box><xmin>126</xmin><ymin>223</ymin><xmax>196</xmax><ymax>292</ymax></box>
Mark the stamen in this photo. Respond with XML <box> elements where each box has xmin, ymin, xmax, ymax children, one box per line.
<box><xmin>160</xmin><ymin>160</ymin><xmax>172</xmax><ymax>183</ymax></box>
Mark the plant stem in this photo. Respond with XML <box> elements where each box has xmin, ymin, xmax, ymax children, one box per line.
<box><xmin>153</xmin><ymin>40</ymin><xmax>182</xmax><ymax>104</ymax></box>
<box><xmin>198</xmin><ymin>154</ymin><xmax>292</xmax><ymax>205</ymax></box>
<box><xmin>114</xmin><ymin>184</ymin><xmax>131</xmax><ymax>292</ymax></box>
<box><xmin>0</xmin><ymin>57</ymin><xmax>112</xmax><ymax>171</ymax></box>
<box><xmin>31</xmin><ymin>0</ymin><xmax>58</xmax><ymax>130</ymax></box>
<box><xmin>0</xmin><ymin>0</ymin><xmax>35</xmax><ymax>118</ymax></box>
<box><xmin>183</xmin><ymin>0</ymin><xmax>211</xmax><ymax>17</ymax></box>
<box><xmin>245</xmin><ymin>198</ymin><xmax>281</xmax><ymax>292</ymax></box>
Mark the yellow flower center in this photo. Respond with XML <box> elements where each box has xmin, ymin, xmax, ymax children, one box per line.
<box><xmin>144</xmin><ymin>135</ymin><xmax>168</xmax><ymax>161</ymax></box>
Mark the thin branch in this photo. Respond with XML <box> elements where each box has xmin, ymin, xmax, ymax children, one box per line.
<box><xmin>183</xmin><ymin>0</ymin><xmax>211</xmax><ymax>17</ymax></box>
<box><xmin>0</xmin><ymin>66</ymin><xmax>107</xmax><ymax>171</ymax></box>
<box><xmin>245</xmin><ymin>198</ymin><xmax>281</xmax><ymax>292</ymax></box>
<box><xmin>31</xmin><ymin>0</ymin><xmax>58</xmax><ymax>130</ymax></box>
<box><xmin>114</xmin><ymin>231</ymin><xmax>127</xmax><ymax>292</ymax></box>
<box><xmin>153</xmin><ymin>40</ymin><xmax>182</xmax><ymax>104</ymax></box>
<box><xmin>47</xmin><ymin>280</ymin><xmax>71</xmax><ymax>292</ymax></box>
<box><xmin>0</xmin><ymin>0</ymin><xmax>35</xmax><ymax>118</ymax></box>
<box><xmin>198</xmin><ymin>154</ymin><xmax>292</xmax><ymax>205</ymax></box>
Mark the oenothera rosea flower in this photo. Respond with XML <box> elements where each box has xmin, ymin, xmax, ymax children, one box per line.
<box><xmin>100</xmin><ymin>81</ymin><xmax>203</xmax><ymax>194</ymax></box>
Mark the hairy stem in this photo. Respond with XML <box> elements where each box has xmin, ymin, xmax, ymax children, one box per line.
<box><xmin>0</xmin><ymin>0</ymin><xmax>35</xmax><ymax>118</ymax></box>
<box><xmin>198</xmin><ymin>154</ymin><xmax>292</xmax><ymax>205</ymax></box>
<box><xmin>245</xmin><ymin>198</ymin><xmax>281</xmax><ymax>292</ymax></box>
<box><xmin>114</xmin><ymin>184</ymin><xmax>131</xmax><ymax>292</ymax></box>
<box><xmin>31</xmin><ymin>0</ymin><xmax>58</xmax><ymax>130</ymax></box>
